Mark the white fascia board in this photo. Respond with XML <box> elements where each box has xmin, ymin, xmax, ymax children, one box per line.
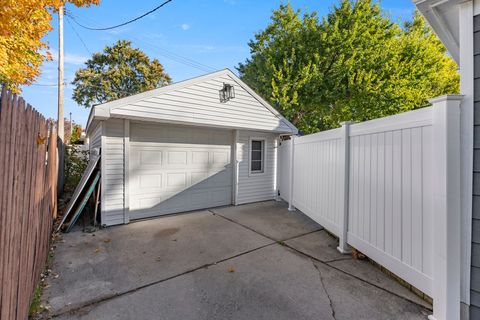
<box><xmin>109</xmin><ymin>113</ymin><xmax>295</xmax><ymax>134</ymax></box>
<box><xmin>414</xmin><ymin>0</ymin><xmax>461</xmax><ymax>64</ymax></box>
<box><xmin>85</xmin><ymin>105</ymin><xmax>110</xmax><ymax>135</ymax></box>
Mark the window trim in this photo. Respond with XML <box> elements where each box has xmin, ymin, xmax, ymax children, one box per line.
<box><xmin>248</xmin><ymin>137</ymin><xmax>266</xmax><ymax>176</ymax></box>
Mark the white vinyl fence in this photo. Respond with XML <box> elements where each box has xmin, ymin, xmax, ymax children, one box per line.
<box><xmin>278</xmin><ymin>95</ymin><xmax>463</xmax><ymax>320</ymax></box>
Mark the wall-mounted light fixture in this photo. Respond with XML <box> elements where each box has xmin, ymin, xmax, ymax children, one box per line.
<box><xmin>219</xmin><ymin>83</ymin><xmax>235</xmax><ymax>103</ymax></box>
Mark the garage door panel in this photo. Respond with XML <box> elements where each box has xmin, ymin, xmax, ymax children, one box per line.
<box><xmin>140</xmin><ymin>150</ymin><xmax>162</xmax><ymax>165</ymax></box>
<box><xmin>191</xmin><ymin>171</ymin><xmax>208</xmax><ymax>185</ymax></box>
<box><xmin>212</xmin><ymin>151</ymin><xmax>230</xmax><ymax>165</ymax></box>
<box><xmin>166</xmin><ymin>172</ymin><xmax>187</xmax><ymax>189</ymax></box>
<box><xmin>212</xmin><ymin>188</ymin><xmax>230</xmax><ymax>204</ymax></box>
<box><xmin>129</xmin><ymin>123</ymin><xmax>232</xmax><ymax>220</ymax></box>
<box><xmin>139</xmin><ymin>174</ymin><xmax>162</xmax><ymax>189</ymax></box>
<box><xmin>192</xmin><ymin>151</ymin><xmax>209</xmax><ymax>165</ymax></box>
<box><xmin>207</xmin><ymin>170</ymin><xmax>232</xmax><ymax>187</ymax></box>
<box><xmin>167</xmin><ymin>151</ymin><xmax>187</xmax><ymax>165</ymax></box>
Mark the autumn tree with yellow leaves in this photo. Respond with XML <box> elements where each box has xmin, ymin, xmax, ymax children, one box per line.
<box><xmin>0</xmin><ymin>0</ymin><xmax>99</xmax><ymax>91</ymax></box>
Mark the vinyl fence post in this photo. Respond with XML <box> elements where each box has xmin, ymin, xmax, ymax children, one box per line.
<box><xmin>288</xmin><ymin>135</ymin><xmax>296</xmax><ymax>211</ymax></box>
<box><xmin>337</xmin><ymin>121</ymin><xmax>351</xmax><ymax>254</ymax></box>
<box><xmin>429</xmin><ymin>95</ymin><xmax>463</xmax><ymax>320</ymax></box>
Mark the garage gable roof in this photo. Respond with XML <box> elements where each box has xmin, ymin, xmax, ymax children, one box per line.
<box><xmin>86</xmin><ymin>69</ymin><xmax>298</xmax><ymax>134</ymax></box>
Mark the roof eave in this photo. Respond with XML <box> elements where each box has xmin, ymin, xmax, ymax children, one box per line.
<box><xmin>414</xmin><ymin>0</ymin><xmax>461</xmax><ymax>64</ymax></box>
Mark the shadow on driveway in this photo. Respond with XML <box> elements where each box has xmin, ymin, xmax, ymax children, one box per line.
<box><xmin>42</xmin><ymin>201</ymin><xmax>431</xmax><ymax>320</ymax></box>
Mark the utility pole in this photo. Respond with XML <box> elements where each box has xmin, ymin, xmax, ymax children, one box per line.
<box><xmin>58</xmin><ymin>6</ymin><xmax>64</xmax><ymax>143</ymax></box>
<box><xmin>57</xmin><ymin>5</ymin><xmax>65</xmax><ymax>196</ymax></box>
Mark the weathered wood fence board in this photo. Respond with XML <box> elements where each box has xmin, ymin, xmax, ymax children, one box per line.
<box><xmin>0</xmin><ymin>87</ymin><xmax>57</xmax><ymax>320</ymax></box>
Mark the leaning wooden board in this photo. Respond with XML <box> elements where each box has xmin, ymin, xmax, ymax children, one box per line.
<box><xmin>57</xmin><ymin>155</ymin><xmax>100</xmax><ymax>232</ymax></box>
<box><xmin>65</xmin><ymin>172</ymin><xmax>101</xmax><ymax>233</ymax></box>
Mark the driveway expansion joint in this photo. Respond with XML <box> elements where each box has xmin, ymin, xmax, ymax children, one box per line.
<box><xmin>50</xmin><ymin>242</ymin><xmax>276</xmax><ymax>318</ymax></box>
<box><xmin>209</xmin><ymin>209</ymin><xmax>322</xmax><ymax>243</ymax></box>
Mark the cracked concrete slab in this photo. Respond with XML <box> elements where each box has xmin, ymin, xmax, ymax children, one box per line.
<box><xmin>43</xmin><ymin>210</ymin><xmax>272</xmax><ymax>315</ymax></box>
<box><xmin>55</xmin><ymin>244</ymin><xmax>429</xmax><ymax>320</ymax></box>
<box><xmin>211</xmin><ymin>201</ymin><xmax>322</xmax><ymax>241</ymax></box>
<box><xmin>308</xmin><ymin>256</ymin><xmax>430</xmax><ymax>320</ymax></box>
<box><xmin>285</xmin><ymin>230</ymin><xmax>349</xmax><ymax>262</ymax></box>
<box><xmin>42</xmin><ymin>201</ymin><xmax>430</xmax><ymax>320</ymax></box>
<box><xmin>327</xmin><ymin>258</ymin><xmax>432</xmax><ymax>310</ymax></box>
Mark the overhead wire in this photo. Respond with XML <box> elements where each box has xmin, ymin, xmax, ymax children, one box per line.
<box><xmin>66</xmin><ymin>0</ymin><xmax>173</xmax><ymax>31</ymax></box>
<box><xmin>64</xmin><ymin>10</ymin><xmax>217</xmax><ymax>72</ymax></box>
<box><xmin>32</xmin><ymin>2</ymin><xmax>219</xmax><ymax>89</ymax></box>
<box><xmin>65</xmin><ymin>15</ymin><xmax>92</xmax><ymax>55</ymax></box>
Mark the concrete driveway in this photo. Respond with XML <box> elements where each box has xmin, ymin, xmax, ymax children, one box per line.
<box><xmin>42</xmin><ymin>201</ymin><xmax>431</xmax><ymax>319</ymax></box>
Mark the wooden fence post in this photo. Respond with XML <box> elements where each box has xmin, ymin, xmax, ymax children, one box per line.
<box><xmin>429</xmin><ymin>95</ymin><xmax>463</xmax><ymax>320</ymax></box>
<box><xmin>337</xmin><ymin>121</ymin><xmax>351</xmax><ymax>254</ymax></box>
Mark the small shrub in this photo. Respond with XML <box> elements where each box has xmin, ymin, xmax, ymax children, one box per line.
<box><xmin>64</xmin><ymin>146</ymin><xmax>88</xmax><ymax>193</ymax></box>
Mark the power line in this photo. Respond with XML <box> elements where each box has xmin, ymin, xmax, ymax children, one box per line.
<box><xmin>31</xmin><ymin>80</ymin><xmax>145</xmax><ymax>96</ymax></box>
<box><xmin>30</xmin><ymin>83</ymin><xmax>64</xmax><ymax>87</ymax></box>
<box><xmin>67</xmin><ymin>0</ymin><xmax>173</xmax><ymax>31</ymax></box>
<box><xmin>65</xmin><ymin>15</ymin><xmax>91</xmax><ymax>55</ymax></box>
<box><xmin>65</xmin><ymin>11</ymin><xmax>217</xmax><ymax>72</ymax></box>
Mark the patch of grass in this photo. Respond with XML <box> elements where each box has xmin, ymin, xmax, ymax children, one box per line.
<box><xmin>28</xmin><ymin>284</ymin><xmax>43</xmax><ymax>317</ymax></box>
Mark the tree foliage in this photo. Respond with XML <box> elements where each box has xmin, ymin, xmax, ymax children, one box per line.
<box><xmin>237</xmin><ymin>1</ymin><xmax>459</xmax><ymax>133</ymax></box>
<box><xmin>70</xmin><ymin>124</ymin><xmax>82</xmax><ymax>144</ymax></box>
<box><xmin>72</xmin><ymin>40</ymin><xmax>172</xmax><ymax>107</ymax></box>
<box><xmin>0</xmin><ymin>0</ymin><xmax>99</xmax><ymax>91</ymax></box>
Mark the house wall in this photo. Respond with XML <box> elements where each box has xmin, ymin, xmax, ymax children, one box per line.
<box><xmin>101</xmin><ymin>118</ymin><xmax>126</xmax><ymax>226</ymax></box>
<box><xmin>236</xmin><ymin>130</ymin><xmax>278</xmax><ymax>204</ymax></box>
<box><xmin>471</xmin><ymin>13</ymin><xmax>480</xmax><ymax>318</ymax></box>
<box><xmin>99</xmin><ymin>121</ymin><xmax>281</xmax><ymax>225</ymax></box>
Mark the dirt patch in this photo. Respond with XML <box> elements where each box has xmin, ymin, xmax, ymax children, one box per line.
<box><xmin>155</xmin><ymin>227</ymin><xmax>180</xmax><ymax>238</ymax></box>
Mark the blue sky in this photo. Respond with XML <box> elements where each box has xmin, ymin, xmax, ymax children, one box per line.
<box><xmin>19</xmin><ymin>0</ymin><xmax>415</xmax><ymax>127</ymax></box>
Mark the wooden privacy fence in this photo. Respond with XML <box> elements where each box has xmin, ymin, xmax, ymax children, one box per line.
<box><xmin>278</xmin><ymin>95</ymin><xmax>464</xmax><ymax>320</ymax></box>
<box><xmin>0</xmin><ymin>87</ymin><xmax>57</xmax><ymax>320</ymax></box>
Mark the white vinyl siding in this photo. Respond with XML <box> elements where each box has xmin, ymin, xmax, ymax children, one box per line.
<box><xmin>237</xmin><ymin>131</ymin><xmax>277</xmax><ymax>204</ymax></box>
<box><xmin>110</xmin><ymin>74</ymin><xmax>292</xmax><ymax>133</ymax></box>
<box><xmin>102</xmin><ymin>119</ymin><xmax>125</xmax><ymax>226</ymax></box>
<box><xmin>89</xmin><ymin>123</ymin><xmax>102</xmax><ymax>155</ymax></box>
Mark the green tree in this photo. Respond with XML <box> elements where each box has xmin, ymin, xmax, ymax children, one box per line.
<box><xmin>72</xmin><ymin>40</ymin><xmax>172</xmax><ymax>108</ymax></box>
<box><xmin>238</xmin><ymin>1</ymin><xmax>459</xmax><ymax>133</ymax></box>
<box><xmin>70</xmin><ymin>124</ymin><xmax>82</xmax><ymax>144</ymax></box>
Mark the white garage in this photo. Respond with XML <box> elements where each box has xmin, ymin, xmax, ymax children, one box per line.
<box><xmin>85</xmin><ymin>69</ymin><xmax>297</xmax><ymax>226</ymax></box>
<box><xmin>129</xmin><ymin>123</ymin><xmax>232</xmax><ymax>220</ymax></box>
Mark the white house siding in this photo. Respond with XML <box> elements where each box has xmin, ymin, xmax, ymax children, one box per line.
<box><xmin>236</xmin><ymin>130</ymin><xmax>278</xmax><ymax>204</ymax></box>
<box><xmin>102</xmin><ymin>118</ymin><xmax>125</xmax><ymax>226</ymax></box>
<box><xmin>110</xmin><ymin>73</ymin><xmax>292</xmax><ymax>133</ymax></box>
<box><xmin>89</xmin><ymin>123</ymin><xmax>102</xmax><ymax>155</ymax></box>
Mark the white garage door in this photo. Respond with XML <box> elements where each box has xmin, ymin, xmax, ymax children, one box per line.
<box><xmin>129</xmin><ymin>122</ymin><xmax>232</xmax><ymax>220</ymax></box>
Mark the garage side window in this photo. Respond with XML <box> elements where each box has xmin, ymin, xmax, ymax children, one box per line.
<box><xmin>250</xmin><ymin>139</ymin><xmax>265</xmax><ymax>174</ymax></box>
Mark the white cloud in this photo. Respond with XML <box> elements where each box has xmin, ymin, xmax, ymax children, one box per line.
<box><xmin>181</xmin><ymin>23</ymin><xmax>190</xmax><ymax>31</ymax></box>
<box><xmin>65</xmin><ymin>53</ymin><xmax>88</xmax><ymax>65</ymax></box>
<box><xmin>48</xmin><ymin>48</ymin><xmax>87</xmax><ymax>65</ymax></box>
